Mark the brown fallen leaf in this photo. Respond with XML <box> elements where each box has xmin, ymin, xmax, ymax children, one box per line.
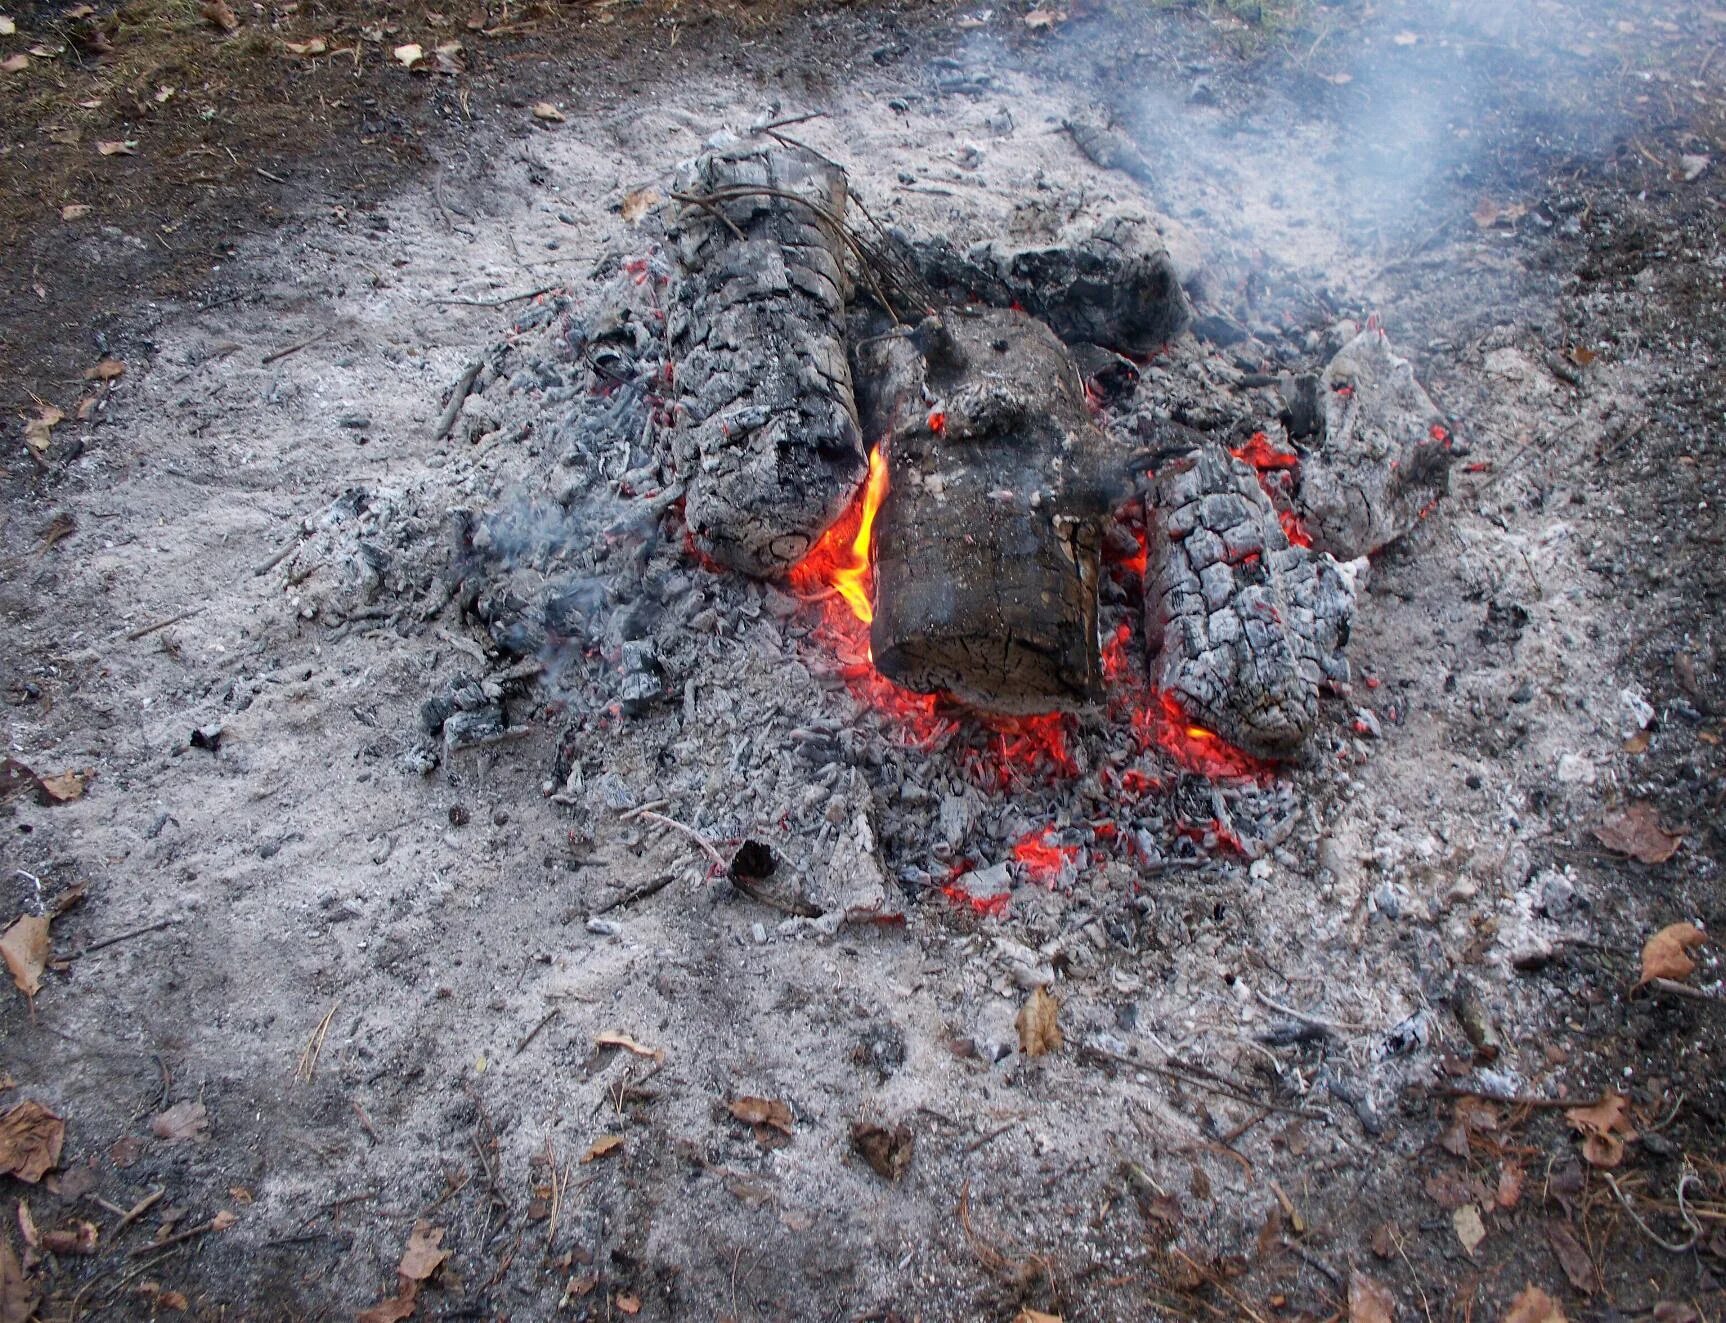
<box><xmin>209</xmin><ymin>1208</ymin><xmax>238</xmax><ymax>1232</ymax></box>
<box><xmin>1546</xmin><ymin>1219</ymin><xmax>1593</xmax><ymax>1294</ymax></box>
<box><xmin>356</xmin><ymin>1291</ymin><xmax>418</xmax><ymax>1323</ymax></box>
<box><xmin>1622</xmin><ymin>729</ymin><xmax>1650</xmax><ymax>754</ymax></box>
<box><xmin>96</xmin><ymin>140</ymin><xmax>138</xmax><ymax>157</ymax></box>
<box><xmin>1453</xmin><ymin>1203</ymin><xmax>1486</xmax><ymax>1256</ymax></box>
<box><xmin>36</xmin><ymin>770</ymin><xmax>86</xmax><ymax>804</ymax></box>
<box><xmin>1566</xmin><ymin>345</ymin><xmax>1598</xmax><ymax>368</ymax></box>
<box><xmin>615</xmin><ymin>1295</ymin><xmax>641</xmax><ymax>1316</ymax></box>
<box><xmin>59</xmin><ymin>203</ymin><xmax>90</xmax><ymax>221</ymax></box>
<box><xmin>620</xmin><ymin>187</ymin><xmax>659</xmax><ymax>224</ymax></box>
<box><xmin>1</xmin><ymin>1229</ymin><xmax>36</xmax><ymax>1323</ymax></box>
<box><xmin>398</xmin><ymin>1220</ymin><xmax>447</xmax><ymax>1282</ymax></box>
<box><xmin>84</xmin><ymin>359</ymin><xmax>124</xmax><ymax>381</ymax></box>
<box><xmin>200</xmin><ymin>0</ymin><xmax>237</xmax><ymax>31</ymax></box>
<box><xmin>109</xmin><ymin>1136</ymin><xmax>141</xmax><ymax>1168</ymax></box>
<box><xmin>22</xmin><ymin>404</ymin><xmax>63</xmax><ymax>457</ymax></box>
<box><xmin>1</xmin><ymin>915</ymin><xmax>50</xmax><ymax>998</ymax></box>
<box><xmin>393</xmin><ymin>42</ymin><xmax>423</xmax><ymax>67</ymax></box>
<box><xmin>1637</xmin><ymin>922</ymin><xmax>1707</xmax><ymax>987</ymax></box>
<box><xmin>1473</xmin><ymin>198</ymin><xmax>1529</xmax><ymax>227</ymax></box>
<box><xmin>580</xmin><ymin>1134</ymin><xmax>623</xmax><ymax>1163</ymax></box>
<box><xmin>1023</xmin><ymin>9</ymin><xmax>1066</xmax><ymax>29</ymax></box>
<box><xmin>728</xmin><ymin>1096</ymin><xmax>793</xmax><ymax>1136</ymax></box>
<box><xmin>1592</xmin><ymin>801</ymin><xmax>1682</xmax><ymax>863</ymax></box>
<box><xmin>1349</xmin><ymin>1268</ymin><xmax>1396</xmax><ymax>1323</ymax></box>
<box><xmin>41</xmin><ymin>1220</ymin><xmax>98</xmax><ymax>1256</ymax></box>
<box><xmin>0</xmin><ymin>52</ymin><xmax>27</xmax><ymax>73</ymax></box>
<box><xmin>281</xmin><ymin>37</ymin><xmax>327</xmax><ymax>55</ymax></box>
<box><xmin>0</xmin><ymin>1100</ymin><xmax>66</xmax><ymax>1183</ymax></box>
<box><xmin>850</xmin><ymin>1121</ymin><xmax>913</xmax><ymax>1182</ymax></box>
<box><xmin>1016</xmin><ymin>985</ymin><xmax>1062</xmax><ymax>1056</ymax></box>
<box><xmin>1502</xmin><ymin>1285</ymin><xmax>1567</xmax><ymax>1323</ymax></box>
<box><xmin>154</xmin><ymin>1289</ymin><xmax>189</xmax><ymax>1312</ymax></box>
<box><xmin>1014</xmin><ymin>1311</ymin><xmax>1062</xmax><ymax>1323</ymax></box>
<box><xmin>594</xmin><ymin>1031</ymin><xmax>662</xmax><ymax>1061</ymax></box>
<box><xmin>1496</xmin><ymin>1161</ymin><xmax>1525</xmax><ymax>1209</ymax></box>
<box><xmin>531</xmin><ymin>101</ymin><xmax>565</xmax><ymax>123</ymax></box>
<box><xmin>150</xmin><ymin>1100</ymin><xmax>208</xmax><ymax>1143</ymax></box>
<box><xmin>1369</xmin><ymin>1221</ymin><xmax>1400</xmax><ymax>1259</ymax></box>
<box><xmin>1565</xmin><ymin>1090</ymin><xmax>1635</xmax><ymax>1169</ymax></box>
<box><xmin>16</xmin><ymin>1202</ymin><xmax>36</xmax><ymax>1250</ymax></box>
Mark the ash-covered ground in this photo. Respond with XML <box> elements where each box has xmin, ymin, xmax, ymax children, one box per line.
<box><xmin>2</xmin><ymin>1</ymin><xmax>1722</xmax><ymax>1319</ymax></box>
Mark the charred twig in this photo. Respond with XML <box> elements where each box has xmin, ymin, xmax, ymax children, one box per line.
<box><xmin>434</xmin><ymin>359</ymin><xmax>484</xmax><ymax>440</ymax></box>
<box><xmin>631</xmin><ymin>809</ymin><xmax>727</xmax><ymax>870</ymax></box>
<box><xmin>81</xmin><ymin>917</ymin><xmax>179</xmax><ymax>953</ymax></box>
<box><xmin>351</xmin><ymin>1098</ymin><xmax>383</xmax><ymax>1143</ymax></box>
<box><xmin>1647</xmin><ymin>977</ymin><xmax>1725</xmax><ymax>1005</ymax></box>
<box><xmin>124</xmin><ymin>611</ymin><xmax>203</xmax><ymax>642</ymax></box>
<box><xmin>260</xmin><ymin>325</ymin><xmax>333</xmax><ymax>365</ymax></box>
<box><xmin>592</xmin><ymin>873</ymin><xmax>675</xmax><ymax>915</ymax></box>
<box><xmin>252</xmin><ymin>531</ymin><xmax>307</xmax><ymax>577</ymax></box>
<box><xmin>1248</xmin><ymin>984</ymin><xmax>1368</xmax><ymax>1034</ymax></box>
<box><xmin>127</xmin><ymin>1214</ymin><xmax>226</xmax><ymax>1258</ymax></box>
<box><xmin>430</xmin><ymin>285</ymin><xmax>563</xmax><ymax>308</ymax></box>
<box><xmin>514</xmin><ymin>1008</ymin><xmax>560</xmax><ymax>1056</ymax></box>
<box><xmin>110</xmin><ymin>1186</ymin><xmax>166</xmax><ymax>1238</ymax></box>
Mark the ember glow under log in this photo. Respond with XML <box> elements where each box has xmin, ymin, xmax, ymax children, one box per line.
<box><xmin>855</xmin><ymin>309</ymin><xmax>1115</xmax><ymax>715</ymax></box>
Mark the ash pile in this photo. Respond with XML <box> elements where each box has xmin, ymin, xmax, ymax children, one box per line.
<box><xmin>296</xmin><ymin>134</ymin><xmax>1455</xmax><ymax>943</ymax></box>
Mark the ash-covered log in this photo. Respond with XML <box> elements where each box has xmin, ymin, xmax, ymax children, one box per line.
<box><xmin>667</xmin><ymin>142</ymin><xmax>867</xmax><ymax>578</ymax></box>
<box><xmin>1146</xmin><ymin>442</ymin><xmax>1360</xmax><ymax>758</ymax></box>
<box><xmin>1294</xmin><ymin>325</ymin><xmax>1453</xmax><ymax>560</ymax></box>
<box><xmin>854</xmin><ymin>308</ymin><xmax>1117</xmax><ymax>714</ymax></box>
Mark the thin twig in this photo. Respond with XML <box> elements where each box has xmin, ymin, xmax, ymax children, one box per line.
<box><xmin>127</xmin><ymin>1215</ymin><xmax>223</xmax><ymax>1257</ymax></box>
<box><xmin>429</xmin><ymin>285</ymin><xmax>562</xmax><ymax>308</ymax></box>
<box><xmin>111</xmin><ymin>1186</ymin><xmax>165</xmax><ymax>1236</ymax></box>
<box><xmin>1605</xmin><ymin>1170</ymin><xmax>1701</xmax><ymax>1253</ymax></box>
<box><xmin>1249</xmin><ymin>984</ymin><xmax>1369</xmax><ymax>1033</ymax></box>
<box><xmin>434</xmin><ymin>359</ymin><xmax>484</xmax><ymax>440</ymax></box>
<box><xmin>351</xmin><ymin>1098</ymin><xmax>382</xmax><ymax>1143</ymax></box>
<box><xmin>514</xmin><ymin>1008</ymin><xmax>560</xmax><ymax>1056</ymax></box>
<box><xmin>592</xmin><ymin>873</ymin><xmax>675</xmax><ymax>915</ymax></box>
<box><xmin>124</xmin><ymin>611</ymin><xmax>202</xmax><ymax>642</ymax></box>
<box><xmin>252</xmin><ymin>532</ymin><xmax>307</xmax><ymax>577</ymax></box>
<box><xmin>81</xmin><ymin>918</ymin><xmax>179</xmax><ymax>954</ymax></box>
<box><xmin>632</xmin><ymin>809</ymin><xmax>727</xmax><ymax>870</ymax></box>
<box><xmin>260</xmin><ymin>326</ymin><xmax>333</xmax><ymax>365</ymax></box>
<box><xmin>296</xmin><ymin>1000</ymin><xmax>340</xmax><ymax>1084</ymax></box>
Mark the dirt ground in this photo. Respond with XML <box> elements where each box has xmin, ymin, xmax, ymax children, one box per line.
<box><xmin>2</xmin><ymin>0</ymin><xmax>1724</xmax><ymax>1320</ymax></box>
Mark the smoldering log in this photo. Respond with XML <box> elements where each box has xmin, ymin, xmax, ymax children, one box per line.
<box><xmin>854</xmin><ymin>307</ymin><xmax>1117</xmax><ymax>714</ymax></box>
<box><xmin>1146</xmin><ymin>443</ymin><xmax>1360</xmax><ymax>758</ymax></box>
<box><xmin>897</xmin><ymin>209</ymin><xmax>1193</xmax><ymax>356</ymax></box>
<box><xmin>667</xmin><ymin>142</ymin><xmax>867</xmax><ymax>578</ymax></box>
<box><xmin>1294</xmin><ymin>326</ymin><xmax>1454</xmax><ymax>560</ymax></box>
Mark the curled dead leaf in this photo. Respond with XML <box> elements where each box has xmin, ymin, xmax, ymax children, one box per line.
<box><xmin>149</xmin><ymin>1100</ymin><xmax>209</xmax><ymax>1143</ymax></box>
<box><xmin>60</xmin><ymin>203</ymin><xmax>91</xmax><ymax>221</ymax></box>
<box><xmin>0</xmin><ymin>1100</ymin><xmax>66</xmax><ymax>1182</ymax></box>
<box><xmin>1</xmin><ymin>915</ymin><xmax>50</xmax><ymax>998</ymax></box>
<box><xmin>1503</xmin><ymin>1285</ymin><xmax>1567</xmax><ymax>1323</ymax></box>
<box><xmin>616</xmin><ymin>1295</ymin><xmax>641</xmax><ymax>1316</ymax></box>
<box><xmin>1637</xmin><ymin>922</ymin><xmax>1707</xmax><ymax>987</ymax></box>
<box><xmin>850</xmin><ymin>1121</ymin><xmax>913</xmax><ymax>1182</ymax></box>
<box><xmin>1023</xmin><ymin>9</ymin><xmax>1066</xmax><ymax>29</ymax></box>
<box><xmin>1592</xmin><ymin>801</ymin><xmax>1682</xmax><ymax>863</ymax></box>
<box><xmin>1</xmin><ymin>1230</ymin><xmax>36</xmax><ymax>1323</ymax></box>
<box><xmin>1472</xmin><ymin>197</ymin><xmax>1528</xmax><ymax>228</ymax></box>
<box><xmin>594</xmin><ymin>1030</ymin><xmax>662</xmax><ymax>1060</ymax></box>
<box><xmin>393</xmin><ymin>42</ymin><xmax>423</xmax><ymax>67</ymax></box>
<box><xmin>1453</xmin><ymin>1203</ymin><xmax>1486</xmax><ymax>1256</ymax></box>
<box><xmin>580</xmin><ymin>1133</ymin><xmax>623</xmax><ymax>1163</ymax></box>
<box><xmin>23</xmin><ymin>405</ymin><xmax>63</xmax><ymax>457</ymax></box>
<box><xmin>1016</xmin><ymin>985</ymin><xmax>1062</xmax><ymax>1056</ymax></box>
<box><xmin>1565</xmin><ymin>1090</ymin><xmax>1634</xmax><ymax>1169</ymax></box>
<box><xmin>727</xmin><ymin>1096</ymin><xmax>793</xmax><ymax>1134</ymax></box>
<box><xmin>620</xmin><ymin>187</ymin><xmax>659</xmax><ymax>224</ymax></box>
<box><xmin>37</xmin><ymin>770</ymin><xmax>86</xmax><ymax>803</ymax></box>
<box><xmin>1348</xmin><ymin>1268</ymin><xmax>1396</xmax><ymax>1323</ymax></box>
<box><xmin>84</xmin><ymin>359</ymin><xmax>124</xmax><ymax>381</ymax></box>
<box><xmin>200</xmin><ymin>0</ymin><xmax>237</xmax><ymax>32</ymax></box>
<box><xmin>281</xmin><ymin>37</ymin><xmax>327</xmax><ymax>55</ymax></box>
<box><xmin>96</xmin><ymin>140</ymin><xmax>138</xmax><ymax>157</ymax></box>
<box><xmin>41</xmin><ymin>1220</ymin><xmax>99</xmax><ymax>1255</ymax></box>
<box><xmin>1</xmin><ymin>52</ymin><xmax>27</xmax><ymax>73</ymax></box>
<box><xmin>531</xmin><ymin>101</ymin><xmax>565</xmax><ymax>123</ymax></box>
<box><xmin>398</xmin><ymin>1220</ymin><xmax>447</xmax><ymax>1282</ymax></box>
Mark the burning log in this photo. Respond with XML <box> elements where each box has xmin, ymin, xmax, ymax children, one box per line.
<box><xmin>899</xmin><ymin>209</ymin><xmax>1193</xmax><ymax>356</ymax></box>
<box><xmin>667</xmin><ymin>142</ymin><xmax>868</xmax><ymax>578</ymax></box>
<box><xmin>1295</xmin><ymin>324</ymin><xmax>1453</xmax><ymax>560</ymax></box>
<box><xmin>854</xmin><ymin>307</ymin><xmax>1117</xmax><ymax>714</ymax></box>
<box><xmin>1146</xmin><ymin>442</ymin><xmax>1360</xmax><ymax>758</ymax></box>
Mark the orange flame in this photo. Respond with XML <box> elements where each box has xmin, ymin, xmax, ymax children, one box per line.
<box><xmin>790</xmin><ymin>445</ymin><xmax>889</xmax><ymax>624</ymax></box>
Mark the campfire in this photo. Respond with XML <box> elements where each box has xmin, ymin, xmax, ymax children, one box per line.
<box><xmin>409</xmin><ymin>133</ymin><xmax>1455</xmax><ymax>921</ymax></box>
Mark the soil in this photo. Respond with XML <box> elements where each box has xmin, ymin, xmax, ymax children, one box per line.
<box><xmin>2</xmin><ymin>1</ymin><xmax>1724</xmax><ymax>1321</ymax></box>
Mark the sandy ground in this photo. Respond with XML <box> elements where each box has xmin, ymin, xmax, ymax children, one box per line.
<box><xmin>3</xmin><ymin>1</ymin><xmax>1724</xmax><ymax>1319</ymax></box>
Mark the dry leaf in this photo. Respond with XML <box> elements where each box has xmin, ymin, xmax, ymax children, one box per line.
<box><xmin>23</xmin><ymin>404</ymin><xmax>63</xmax><ymax>456</ymax></box>
<box><xmin>0</xmin><ymin>1100</ymin><xmax>66</xmax><ymax>1182</ymax></box>
<box><xmin>531</xmin><ymin>101</ymin><xmax>565</xmax><ymax>123</ymax></box>
<box><xmin>1</xmin><ymin>915</ymin><xmax>50</xmax><ymax>998</ymax></box>
<box><xmin>1370</xmin><ymin>1222</ymin><xmax>1399</xmax><ymax>1259</ymax></box>
<box><xmin>1496</xmin><ymin>1162</ymin><xmax>1525</xmax><ymax>1209</ymax></box>
<box><xmin>1566</xmin><ymin>345</ymin><xmax>1598</xmax><ymax>368</ymax></box>
<box><xmin>356</xmin><ymin>1292</ymin><xmax>418</xmax><ymax>1323</ymax></box>
<box><xmin>1391</xmin><ymin>30</ymin><xmax>1418</xmax><ymax>44</ymax></box>
<box><xmin>1565</xmin><ymin>1090</ymin><xmax>1634</xmax><ymax>1169</ymax></box>
<box><xmin>1503</xmin><ymin>1285</ymin><xmax>1567</xmax><ymax>1323</ymax></box>
<box><xmin>1472</xmin><ymin>198</ymin><xmax>1528</xmax><ymax>227</ymax></box>
<box><xmin>228</xmin><ymin>1186</ymin><xmax>253</xmax><ymax>1203</ymax></box>
<box><xmin>1546</xmin><ymin>1219</ymin><xmax>1593</xmax><ymax>1294</ymax></box>
<box><xmin>728</xmin><ymin>1097</ymin><xmax>793</xmax><ymax>1135</ymax></box>
<box><xmin>393</xmin><ymin>42</ymin><xmax>423</xmax><ymax>66</ymax></box>
<box><xmin>1023</xmin><ymin>9</ymin><xmax>1066</xmax><ymax>28</ymax></box>
<box><xmin>1452</xmin><ymin>1203</ymin><xmax>1486</xmax><ymax>1256</ymax></box>
<box><xmin>433</xmin><ymin>40</ymin><xmax>463</xmax><ymax>72</ymax></box>
<box><xmin>208</xmin><ymin>1209</ymin><xmax>238</xmax><ymax>1232</ymax></box>
<box><xmin>594</xmin><ymin>1031</ymin><xmax>662</xmax><ymax>1060</ymax></box>
<box><xmin>1016</xmin><ymin>985</ymin><xmax>1062</xmax><ymax>1056</ymax></box>
<box><xmin>1592</xmin><ymin>802</ymin><xmax>1682</xmax><ymax>863</ymax></box>
<box><xmin>84</xmin><ymin>359</ymin><xmax>124</xmax><ymax>381</ymax></box>
<box><xmin>41</xmin><ymin>1221</ymin><xmax>98</xmax><ymax>1255</ymax></box>
<box><xmin>60</xmin><ymin>204</ymin><xmax>90</xmax><ymax>221</ymax></box>
<box><xmin>615</xmin><ymin>1295</ymin><xmax>641</xmax><ymax>1316</ymax></box>
<box><xmin>1</xmin><ymin>1229</ymin><xmax>36</xmax><ymax>1323</ymax></box>
<box><xmin>156</xmin><ymin>1290</ymin><xmax>189</xmax><ymax>1312</ymax></box>
<box><xmin>1015</xmin><ymin>1312</ymin><xmax>1062</xmax><ymax>1323</ymax></box>
<box><xmin>0</xmin><ymin>52</ymin><xmax>27</xmax><ymax>73</ymax></box>
<box><xmin>620</xmin><ymin>187</ymin><xmax>659</xmax><ymax>224</ymax></box>
<box><xmin>109</xmin><ymin>1136</ymin><xmax>141</xmax><ymax>1168</ymax></box>
<box><xmin>1349</xmin><ymin>1268</ymin><xmax>1396</xmax><ymax>1323</ymax></box>
<box><xmin>398</xmin><ymin>1221</ymin><xmax>447</xmax><ymax>1282</ymax></box>
<box><xmin>1637</xmin><ymin>922</ymin><xmax>1707</xmax><ymax>986</ymax></box>
<box><xmin>1622</xmin><ymin>729</ymin><xmax>1650</xmax><ymax>753</ymax></box>
<box><xmin>36</xmin><ymin>770</ymin><xmax>86</xmax><ymax>803</ymax></box>
<box><xmin>150</xmin><ymin>1100</ymin><xmax>208</xmax><ymax>1143</ymax></box>
<box><xmin>282</xmin><ymin>37</ymin><xmax>326</xmax><ymax>54</ymax></box>
<box><xmin>580</xmin><ymin>1134</ymin><xmax>623</xmax><ymax>1163</ymax></box>
<box><xmin>200</xmin><ymin>0</ymin><xmax>237</xmax><ymax>31</ymax></box>
<box><xmin>0</xmin><ymin>17</ymin><xmax>15</xmax><ymax>34</ymax></box>
<box><xmin>96</xmin><ymin>140</ymin><xmax>138</xmax><ymax>157</ymax></box>
<box><xmin>15</xmin><ymin>1203</ymin><xmax>36</xmax><ymax>1250</ymax></box>
<box><xmin>850</xmin><ymin>1121</ymin><xmax>913</xmax><ymax>1182</ymax></box>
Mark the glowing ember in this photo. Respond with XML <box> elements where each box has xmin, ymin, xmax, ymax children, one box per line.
<box><xmin>1230</xmin><ymin>431</ymin><xmax>1313</xmax><ymax>548</ymax></box>
<box><xmin>1230</xmin><ymin>431</ymin><xmax>1299</xmax><ymax>471</ymax></box>
<box><xmin>1013</xmin><ymin>827</ymin><xmax>1080</xmax><ymax>884</ymax></box>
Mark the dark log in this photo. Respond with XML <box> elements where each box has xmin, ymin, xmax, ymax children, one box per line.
<box><xmin>897</xmin><ymin>210</ymin><xmax>1192</xmax><ymax>356</ymax></box>
<box><xmin>667</xmin><ymin>142</ymin><xmax>867</xmax><ymax>578</ymax></box>
<box><xmin>1146</xmin><ymin>443</ymin><xmax>1359</xmax><ymax>758</ymax></box>
<box><xmin>857</xmin><ymin>308</ymin><xmax>1117</xmax><ymax>714</ymax></box>
<box><xmin>1298</xmin><ymin>326</ymin><xmax>1453</xmax><ymax>560</ymax></box>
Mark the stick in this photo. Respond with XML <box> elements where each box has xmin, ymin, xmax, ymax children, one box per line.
<box><xmin>632</xmin><ymin>809</ymin><xmax>727</xmax><ymax>870</ymax></box>
<box><xmin>296</xmin><ymin>1000</ymin><xmax>340</xmax><ymax>1084</ymax></box>
<box><xmin>112</xmin><ymin>1186</ymin><xmax>165</xmax><ymax>1235</ymax></box>
<box><xmin>351</xmin><ymin>1098</ymin><xmax>382</xmax><ymax>1143</ymax></box>
<box><xmin>1249</xmin><ymin>984</ymin><xmax>1368</xmax><ymax>1033</ymax></box>
<box><xmin>252</xmin><ymin>533</ymin><xmax>307</xmax><ymax>576</ymax></box>
<box><xmin>81</xmin><ymin>918</ymin><xmax>179</xmax><ymax>953</ymax></box>
<box><xmin>434</xmin><ymin>359</ymin><xmax>484</xmax><ymax>440</ymax></box>
<box><xmin>514</xmin><ymin>1008</ymin><xmax>560</xmax><ymax>1056</ymax></box>
<box><xmin>429</xmin><ymin>285</ymin><xmax>561</xmax><ymax>307</ymax></box>
<box><xmin>124</xmin><ymin>611</ymin><xmax>202</xmax><ymax>642</ymax></box>
<box><xmin>260</xmin><ymin>326</ymin><xmax>333</xmax><ymax>365</ymax></box>
<box><xmin>592</xmin><ymin>873</ymin><xmax>675</xmax><ymax>915</ymax></box>
<box><xmin>1647</xmin><ymin>977</ymin><xmax>1724</xmax><ymax>1005</ymax></box>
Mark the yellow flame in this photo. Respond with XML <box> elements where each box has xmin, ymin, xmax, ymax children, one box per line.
<box><xmin>834</xmin><ymin>446</ymin><xmax>889</xmax><ymax>624</ymax></box>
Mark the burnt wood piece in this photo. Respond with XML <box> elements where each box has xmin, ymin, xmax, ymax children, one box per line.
<box><xmin>1147</xmin><ymin>444</ymin><xmax>1358</xmax><ymax>758</ymax></box>
<box><xmin>899</xmin><ymin>214</ymin><xmax>1192</xmax><ymax>356</ymax></box>
<box><xmin>1298</xmin><ymin>326</ymin><xmax>1453</xmax><ymax>560</ymax></box>
<box><xmin>667</xmin><ymin>143</ymin><xmax>866</xmax><ymax>578</ymax></box>
<box><xmin>857</xmin><ymin>308</ymin><xmax>1117</xmax><ymax>714</ymax></box>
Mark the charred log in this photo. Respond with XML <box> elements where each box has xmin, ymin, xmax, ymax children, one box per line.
<box><xmin>667</xmin><ymin>142</ymin><xmax>867</xmax><ymax>578</ymax></box>
<box><xmin>1297</xmin><ymin>326</ymin><xmax>1453</xmax><ymax>560</ymax></box>
<box><xmin>855</xmin><ymin>307</ymin><xmax>1116</xmax><ymax>714</ymax></box>
<box><xmin>898</xmin><ymin>210</ymin><xmax>1193</xmax><ymax>356</ymax></box>
<box><xmin>1146</xmin><ymin>443</ymin><xmax>1359</xmax><ymax>758</ymax></box>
